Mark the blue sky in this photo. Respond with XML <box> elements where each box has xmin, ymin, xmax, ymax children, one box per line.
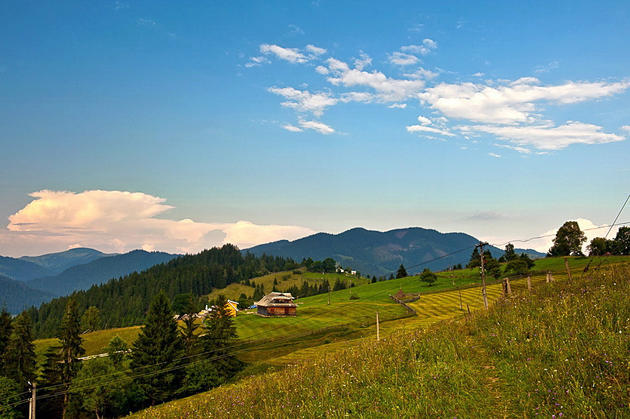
<box><xmin>1</xmin><ymin>0</ymin><xmax>629</xmax><ymax>256</ymax></box>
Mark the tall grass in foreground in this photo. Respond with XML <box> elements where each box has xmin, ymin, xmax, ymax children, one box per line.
<box><xmin>132</xmin><ymin>267</ymin><xmax>629</xmax><ymax>418</ymax></box>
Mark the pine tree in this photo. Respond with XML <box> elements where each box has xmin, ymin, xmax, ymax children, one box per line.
<box><xmin>58</xmin><ymin>298</ymin><xmax>85</xmax><ymax>418</ymax></box>
<box><xmin>201</xmin><ymin>295</ymin><xmax>241</xmax><ymax>378</ymax></box>
<box><xmin>180</xmin><ymin>296</ymin><xmax>200</xmax><ymax>357</ymax></box>
<box><xmin>396</xmin><ymin>264</ymin><xmax>408</xmax><ymax>278</ymax></box>
<box><xmin>106</xmin><ymin>336</ymin><xmax>129</xmax><ymax>368</ymax></box>
<box><xmin>0</xmin><ymin>307</ymin><xmax>13</xmax><ymax>374</ymax></box>
<box><xmin>5</xmin><ymin>311</ymin><xmax>36</xmax><ymax>392</ymax></box>
<box><xmin>38</xmin><ymin>345</ymin><xmax>64</xmax><ymax>418</ymax></box>
<box><xmin>130</xmin><ymin>291</ymin><xmax>183</xmax><ymax>405</ymax></box>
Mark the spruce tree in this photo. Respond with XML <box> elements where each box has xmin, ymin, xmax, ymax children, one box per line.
<box><xmin>0</xmin><ymin>307</ymin><xmax>13</xmax><ymax>374</ymax></box>
<box><xmin>201</xmin><ymin>295</ymin><xmax>241</xmax><ymax>378</ymax></box>
<box><xmin>180</xmin><ymin>295</ymin><xmax>200</xmax><ymax>357</ymax></box>
<box><xmin>58</xmin><ymin>298</ymin><xmax>85</xmax><ymax>418</ymax></box>
<box><xmin>130</xmin><ymin>291</ymin><xmax>183</xmax><ymax>405</ymax></box>
<box><xmin>5</xmin><ymin>311</ymin><xmax>36</xmax><ymax>391</ymax></box>
<box><xmin>396</xmin><ymin>264</ymin><xmax>408</xmax><ymax>278</ymax></box>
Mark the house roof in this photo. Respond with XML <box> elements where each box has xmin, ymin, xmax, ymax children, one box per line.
<box><xmin>256</xmin><ymin>292</ymin><xmax>297</xmax><ymax>308</ymax></box>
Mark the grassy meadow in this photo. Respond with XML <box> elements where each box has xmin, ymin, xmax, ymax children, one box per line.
<box><xmin>131</xmin><ymin>263</ymin><xmax>630</xmax><ymax>418</ymax></box>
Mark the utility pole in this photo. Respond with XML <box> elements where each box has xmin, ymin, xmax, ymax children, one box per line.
<box><xmin>478</xmin><ymin>242</ymin><xmax>489</xmax><ymax>310</ymax></box>
<box><xmin>28</xmin><ymin>381</ymin><xmax>36</xmax><ymax>419</ymax></box>
<box><xmin>376</xmin><ymin>311</ymin><xmax>380</xmax><ymax>342</ymax></box>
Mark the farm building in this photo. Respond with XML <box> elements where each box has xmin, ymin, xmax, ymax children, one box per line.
<box><xmin>197</xmin><ymin>299</ymin><xmax>240</xmax><ymax>318</ymax></box>
<box><xmin>255</xmin><ymin>292</ymin><xmax>297</xmax><ymax>317</ymax></box>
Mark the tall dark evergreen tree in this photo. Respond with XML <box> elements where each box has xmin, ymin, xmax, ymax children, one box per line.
<box><xmin>396</xmin><ymin>264</ymin><xmax>408</xmax><ymax>278</ymax></box>
<box><xmin>130</xmin><ymin>292</ymin><xmax>183</xmax><ymax>405</ymax></box>
<box><xmin>0</xmin><ymin>307</ymin><xmax>13</xmax><ymax>374</ymax></box>
<box><xmin>180</xmin><ymin>296</ymin><xmax>200</xmax><ymax>357</ymax></box>
<box><xmin>58</xmin><ymin>298</ymin><xmax>85</xmax><ymax>418</ymax></box>
<box><xmin>38</xmin><ymin>345</ymin><xmax>64</xmax><ymax>419</ymax></box>
<box><xmin>467</xmin><ymin>247</ymin><xmax>481</xmax><ymax>268</ymax></box>
<box><xmin>5</xmin><ymin>311</ymin><xmax>36</xmax><ymax>392</ymax></box>
<box><xmin>201</xmin><ymin>295</ymin><xmax>241</xmax><ymax>378</ymax></box>
<box><xmin>613</xmin><ymin>226</ymin><xmax>630</xmax><ymax>255</ymax></box>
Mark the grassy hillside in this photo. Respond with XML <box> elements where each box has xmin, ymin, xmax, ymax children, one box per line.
<box><xmin>205</xmin><ymin>269</ymin><xmax>368</xmax><ymax>301</ymax></box>
<box><xmin>32</xmin><ymin>255</ymin><xmax>630</xmax><ymax>366</ymax></box>
<box><xmin>131</xmin><ymin>262</ymin><xmax>629</xmax><ymax>418</ymax></box>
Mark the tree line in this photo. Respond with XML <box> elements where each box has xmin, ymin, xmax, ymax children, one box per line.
<box><xmin>1</xmin><ymin>291</ymin><xmax>240</xmax><ymax>418</ymax></box>
<box><xmin>28</xmin><ymin>245</ymin><xmax>301</xmax><ymax>338</ymax></box>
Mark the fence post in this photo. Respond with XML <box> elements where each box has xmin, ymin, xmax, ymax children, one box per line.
<box><xmin>527</xmin><ymin>275</ymin><xmax>531</xmax><ymax>292</ymax></box>
<box><xmin>376</xmin><ymin>311</ymin><xmax>380</xmax><ymax>342</ymax></box>
<box><xmin>506</xmin><ymin>277</ymin><xmax>512</xmax><ymax>295</ymax></box>
<box><xmin>564</xmin><ymin>258</ymin><xmax>572</xmax><ymax>281</ymax></box>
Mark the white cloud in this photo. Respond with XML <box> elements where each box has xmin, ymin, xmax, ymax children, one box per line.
<box><xmin>353</xmin><ymin>52</ymin><xmax>372</xmax><ymax>70</ymax></box>
<box><xmin>305</xmin><ymin>44</ymin><xmax>327</xmax><ymax>55</ymax></box>
<box><xmin>419</xmin><ymin>78</ymin><xmax>630</xmax><ymax>124</ymax></box>
<box><xmin>268</xmin><ymin>87</ymin><xmax>338</xmax><ymax>116</ymax></box>
<box><xmin>488</xmin><ymin>152</ymin><xmax>501</xmax><ymax>158</ymax></box>
<box><xmin>534</xmin><ymin>60</ymin><xmax>559</xmax><ymax>74</ymax></box>
<box><xmin>2</xmin><ymin>190</ymin><xmax>314</xmax><ymax>255</ymax></box>
<box><xmin>388</xmin><ymin>103</ymin><xmax>407</xmax><ymax>109</ymax></box>
<box><xmin>298</xmin><ymin>120</ymin><xmax>335</xmax><ymax>134</ymax></box>
<box><xmin>340</xmin><ymin>91</ymin><xmax>375</xmax><ymax>103</ymax></box>
<box><xmin>622</xmin><ymin>125</ymin><xmax>630</xmax><ymax>132</ymax></box>
<box><xmin>416</xmin><ymin>115</ymin><xmax>432</xmax><ymax>125</ymax></box>
<box><xmin>400</xmin><ymin>39</ymin><xmax>438</xmax><ymax>55</ymax></box>
<box><xmin>524</xmin><ymin>218</ymin><xmax>622</xmax><ymax>253</ymax></box>
<box><xmin>459</xmin><ymin>121</ymin><xmax>625</xmax><ymax>150</ymax></box>
<box><xmin>493</xmin><ymin>143</ymin><xmax>532</xmax><ymax>154</ymax></box>
<box><xmin>260</xmin><ymin>44</ymin><xmax>308</xmax><ymax>63</ymax></box>
<box><xmin>315</xmin><ymin>65</ymin><xmax>329</xmax><ymax>75</ymax></box>
<box><xmin>245</xmin><ymin>56</ymin><xmax>270</xmax><ymax>68</ymax></box>
<box><xmin>403</xmin><ymin>67</ymin><xmax>438</xmax><ymax>80</ymax></box>
<box><xmin>282</xmin><ymin>124</ymin><xmax>303</xmax><ymax>132</ymax></box>
<box><xmin>389</xmin><ymin>52</ymin><xmax>420</xmax><ymax>66</ymax></box>
<box><xmin>406</xmin><ymin>124</ymin><xmax>455</xmax><ymax>137</ymax></box>
<box><xmin>325</xmin><ymin>57</ymin><xmax>425</xmax><ymax>102</ymax></box>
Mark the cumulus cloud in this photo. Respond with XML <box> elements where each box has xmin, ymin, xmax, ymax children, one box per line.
<box><xmin>325</xmin><ymin>57</ymin><xmax>425</xmax><ymax>102</ymax></box>
<box><xmin>389</xmin><ymin>52</ymin><xmax>420</xmax><ymax>66</ymax></box>
<box><xmin>403</xmin><ymin>67</ymin><xmax>438</xmax><ymax>80</ymax></box>
<box><xmin>245</xmin><ymin>56</ymin><xmax>270</xmax><ymax>68</ymax></box>
<box><xmin>488</xmin><ymin>152</ymin><xmax>501</xmax><ymax>158</ymax></box>
<box><xmin>459</xmin><ymin>121</ymin><xmax>625</xmax><ymax>150</ymax></box>
<box><xmin>260</xmin><ymin>44</ymin><xmax>308</xmax><ymax>63</ymax></box>
<box><xmin>388</xmin><ymin>103</ymin><xmax>407</xmax><ymax>109</ymax></box>
<box><xmin>268</xmin><ymin>87</ymin><xmax>338</xmax><ymax>116</ymax></box>
<box><xmin>400</xmin><ymin>39</ymin><xmax>438</xmax><ymax>55</ymax></box>
<box><xmin>419</xmin><ymin>78</ymin><xmax>630</xmax><ymax>124</ymax></box>
<box><xmin>406</xmin><ymin>124</ymin><xmax>455</xmax><ymax>137</ymax></box>
<box><xmin>298</xmin><ymin>120</ymin><xmax>335</xmax><ymax>134</ymax></box>
<box><xmin>523</xmin><ymin>218</ymin><xmax>622</xmax><ymax>253</ymax></box>
<box><xmin>305</xmin><ymin>44</ymin><xmax>327</xmax><ymax>55</ymax></box>
<box><xmin>353</xmin><ymin>52</ymin><xmax>372</xmax><ymax>70</ymax></box>
<box><xmin>1</xmin><ymin>190</ymin><xmax>314</xmax><ymax>256</ymax></box>
<box><xmin>282</xmin><ymin>124</ymin><xmax>303</xmax><ymax>132</ymax></box>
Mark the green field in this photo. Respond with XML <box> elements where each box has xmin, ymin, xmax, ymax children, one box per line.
<box><xmin>33</xmin><ymin>256</ymin><xmax>630</xmax><ymax>369</ymax></box>
<box><xmin>206</xmin><ymin>269</ymin><xmax>369</xmax><ymax>301</ymax></box>
<box><xmin>131</xmin><ymin>262</ymin><xmax>630</xmax><ymax>418</ymax></box>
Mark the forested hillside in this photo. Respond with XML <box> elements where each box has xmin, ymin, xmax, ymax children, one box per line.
<box><xmin>0</xmin><ymin>275</ymin><xmax>55</xmax><ymax>314</ymax></box>
<box><xmin>247</xmin><ymin>227</ymin><xmax>544</xmax><ymax>276</ymax></box>
<box><xmin>27</xmin><ymin>250</ymin><xmax>177</xmax><ymax>296</ymax></box>
<box><xmin>28</xmin><ymin>245</ymin><xmax>299</xmax><ymax>338</ymax></box>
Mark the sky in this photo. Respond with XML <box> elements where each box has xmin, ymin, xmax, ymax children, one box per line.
<box><xmin>1</xmin><ymin>0</ymin><xmax>629</xmax><ymax>257</ymax></box>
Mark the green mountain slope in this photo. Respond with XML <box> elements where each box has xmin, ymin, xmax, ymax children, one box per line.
<box><xmin>0</xmin><ymin>274</ymin><xmax>56</xmax><ymax>314</ymax></box>
<box><xmin>0</xmin><ymin>255</ymin><xmax>54</xmax><ymax>282</ymax></box>
<box><xmin>27</xmin><ymin>249</ymin><xmax>177</xmax><ymax>296</ymax></box>
<box><xmin>246</xmin><ymin>227</ymin><xmax>544</xmax><ymax>276</ymax></box>
<box><xmin>20</xmin><ymin>247</ymin><xmax>111</xmax><ymax>275</ymax></box>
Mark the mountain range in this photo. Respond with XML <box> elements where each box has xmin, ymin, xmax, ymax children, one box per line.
<box><xmin>246</xmin><ymin>227</ymin><xmax>544</xmax><ymax>276</ymax></box>
<box><xmin>0</xmin><ymin>248</ymin><xmax>177</xmax><ymax>313</ymax></box>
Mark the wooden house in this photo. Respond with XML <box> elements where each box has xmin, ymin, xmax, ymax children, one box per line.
<box><xmin>255</xmin><ymin>292</ymin><xmax>297</xmax><ymax>317</ymax></box>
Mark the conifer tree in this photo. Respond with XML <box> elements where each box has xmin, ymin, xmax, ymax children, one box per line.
<box><xmin>130</xmin><ymin>291</ymin><xmax>183</xmax><ymax>405</ymax></box>
<box><xmin>396</xmin><ymin>264</ymin><xmax>408</xmax><ymax>278</ymax></box>
<box><xmin>201</xmin><ymin>295</ymin><xmax>241</xmax><ymax>377</ymax></box>
<box><xmin>0</xmin><ymin>307</ymin><xmax>13</xmax><ymax>374</ymax></box>
<box><xmin>38</xmin><ymin>345</ymin><xmax>64</xmax><ymax>418</ymax></box>
<box><xmin>180</xmin><ymin>295</ymin><xmax>200</xmax><ymax>357</ymax></box>
<box><xmin>58</xmin><ymin>298</ymin><xmax>85</xmax><ymax>418</ymax></box>
<box><xmin>5</xmin><ymin>311</ymin><xmax>36</xmax><ymax>392</ymax></box>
